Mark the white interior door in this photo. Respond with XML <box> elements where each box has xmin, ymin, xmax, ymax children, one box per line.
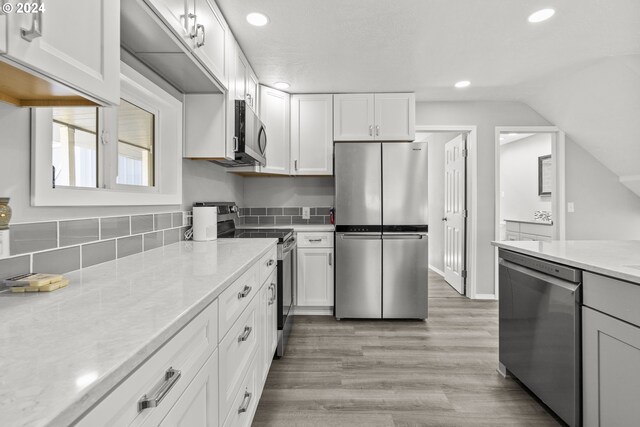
<box><xmin>444</xmin><ymin>134</ymin><xmax>466</xmax><ymax>294</ymax></box>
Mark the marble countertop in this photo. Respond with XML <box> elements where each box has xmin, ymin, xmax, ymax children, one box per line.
<box><xmin>239</xmin><ymin>224</ymin><xmax>335</xmax><ymax>232</ymax></box>
<box><xmin>0</xmin><ymin>239</ymin><xmax>277</xmax><ymax>427</ymax></box>
<box><xmin>503</xmin><ymin>219</ymin><xmax>553</xmax><ymax>225</ymax></box>
<box><xmin>493</xmin><ymin>240</ymin><xmax>640</xmax><ymax>284</ymax></box>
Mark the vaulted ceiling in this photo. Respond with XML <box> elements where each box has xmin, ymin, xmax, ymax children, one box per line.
<box><xmin>217</xmin><ymin>0</ymin><xmax>640</xmax><ymax>101</ymax></box>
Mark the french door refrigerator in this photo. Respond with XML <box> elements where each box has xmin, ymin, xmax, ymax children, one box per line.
<box><xmin>335</xmin><ymin>142</ymin><xmax>428</xmax><ymax>319</ymax></box>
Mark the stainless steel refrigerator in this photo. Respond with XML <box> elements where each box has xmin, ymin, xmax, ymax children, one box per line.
<box><xmin>335</xmin><ymin>142</ymin><xmax>428</xmax><ymax>319</ymax></box>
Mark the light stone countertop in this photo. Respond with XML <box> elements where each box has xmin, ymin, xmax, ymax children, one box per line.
<box><xmin>0</xmin><ymin>239</ymin><xmax>277</xmax><ymax>427</ymax></box>
<box><xmin>492</xmin><ymin>240</ymin><xmax>640</xmax><ymax>284</ymax></box>
<box><xmin>503</xmin><ymin>219</ymin><xmax>553</xmax><ymax>226</ymax></box>
<box><xmin>239</xmin><ymin>224</ymin><xmax>335</xmax><ymax>232</ymax></box>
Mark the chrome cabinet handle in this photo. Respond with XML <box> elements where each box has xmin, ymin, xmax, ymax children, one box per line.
<box><xmin>233</xmin><ymin>136</ymin><xmax>239</xmax><ymax>152</ymax></box>
<box><xmin>238</xmin><ymin>391</ymin><xmax>252</xmax><ymax>414</ymax></box>
<box><xmin>266</xmin><ymin>259</ymin><xmax>275</xmax><ymax>267</ymax></box>
<box><xmin>268</xmin><ymin>283</ymin><xmax>276</xmax><ymax>305</ymax></box>
<box><xmin>376</xmin><ymin>125</ymin><xmax>380</xmax><ymax>136</ymax></box>
<box><xmin>369</xmin><ymin>125</ymin><xmax>373</xmax><ymax>136</ymax></box>
<box><xmin>191</xmin><ymin>23</ymin><xmax>205</xmax><ymax>47</ymax></box>
<box><xmin>308</xmin><ymin>238</ymin><xmax>323</xmax><ymax>243</ymax></box>
<box><xmin>329</xmin><ymin>253</ymin><xmax>332</xmax><ymax>266</ymax></box>
<box><xmin>238</xmin><ymin>326</ymin><xmax>252</xmax><ymax>342</ymax></box>
<box><xmin>442</xmin><ymin>217</ymin><xmax>448</xmax><ymax>222</ymax></box>
<box><xmin>294</xmin><ymin>160</ymin><xmax>298</xmax><ymax>171</ymax></box>
<box><xmin>20</xmin><ymin>1</ymin><xmax>43</xmax><ymax>42</ymax></box>
<box><xmin>237</xmin><ymin>285</ymin><xmax>252</xmax><ymax>299</ymax></box>
<box><xmin>138</xmin><ymin>368</ymin><xmax>182</xmax><ymax>412</ymax></box>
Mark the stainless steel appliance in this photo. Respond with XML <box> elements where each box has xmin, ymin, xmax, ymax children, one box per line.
<box><xmin>211</xmin><ymin>100</ymin><xmax>267</xmax><ymax>167</ymax></box>
<box><xmin>199</xmin><ymin>202</ymin><xmax>295</xmax><ymax>357</ymax></box>
<box><xmin>498</xmin><ymin>249</ymin><xmax>582</xmax><ymax>427</ymax></box>
<box><xmin>334</xmin><ymin>142</ymin><xmax>429</xmax><ymax>319</ymax></box>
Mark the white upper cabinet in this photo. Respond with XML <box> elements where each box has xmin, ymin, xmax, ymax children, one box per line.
<box><xmin>3</xmin><ymin>0</ymin><xmax>120</xmax><ymax>105</ymax></box>
<box><xmin>247</xmin><ymin>70</ymin><xmax>259</xmax><ymax>112</ymax></box>
<box><xmin>334</xmin><ymin>93</ymin><xmax>415</xmax><ymax>141</ymax></box>
<box><xmin>192</xmin><ymin>0</ymin><xmax>228</xmax><ymax>88</ymax></box>
<box><xmin>259</xmin><ymin>85</ymin><xmax>290</xmax><ymax>175</ymax></box>
<box><xmin>146</xmin><ymin>0</ymin><xmax>191</xmax><ymax>41</ymax></box>
<box><xmin>291</xmin><ymin>94</ymin><xmax>333</xmax><ymax>176</ymax></box>
<box><xmin>333</xmin><ymin>93</ymin><xmax>375</xmax><ymax>141</ymax></box>
<box><xmin>234</xmin><ymin>45</ymin><xmax>248</xmax><ymax>102</ymax></box>
<box><xmin>374</xmin><ymin>93</ymin><xmax>415</xmax><ymax>141</ymax></box>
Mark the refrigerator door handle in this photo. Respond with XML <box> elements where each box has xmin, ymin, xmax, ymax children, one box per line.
<box><xmin>382</xmin><ymin>234</ymin><xmax>425</xmax><ymax>240</ymax></box>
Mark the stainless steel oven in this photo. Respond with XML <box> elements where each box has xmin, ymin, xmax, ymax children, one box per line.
<box><xmin>277</xmin><ymin>235</ymin><xmax>296</xmax><ymax>357</ymax></box>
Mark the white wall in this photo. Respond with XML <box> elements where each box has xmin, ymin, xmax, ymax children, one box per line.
<box><xmin>565</xmin><ymin>138</ymin><xmax>640</xmax><ymax>239</ymax></box>
<box><xmin>500</xmin><ymin>133</ymin><xmax>552</xmax><ymax>222</ymax></box>
<box><xmin>416</xmin><ymin>101</ymin><xmax>551</xmax><ymax>296</ymax></box>
<box><xmin>182</xmin><ymin>160</ymin><xmax>244</xmax><ymax>209</ymax></box>
<box><xmin>243</xmin><ymin>177</ymin><xmax>334</xmax><ymax>207</ymax></box>
<box><xmin>417</xmin><ymin>132</ymin><xmax>460</xmax><ymax>273</ymax></box>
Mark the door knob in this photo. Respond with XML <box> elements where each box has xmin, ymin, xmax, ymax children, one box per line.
<box><xmin>442</xmin><ymin>217</ymin><xmax>448</xmax><ymax>222</ymax></box>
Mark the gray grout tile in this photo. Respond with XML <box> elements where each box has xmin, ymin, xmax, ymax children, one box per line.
<box><xmin>0</xmin><ymin>255</ymin><xmax>31</xmax><ymax>280</ymax></box>
<box><xmin>283</xmin><ymin>207</ymin><xmax>301</xmax><ymax>216</ymax></box>
<box><xmin>10</xmin><ymin>222</ymin><xmax>58</xmax><ymax>256</ymax></box>
<box><xmin>250</xmin><ymin>208</ymin><xmax>267</xmax><ymax>216</ymax></box>
<box><xmin>291</xmin><ymin>216</ymin><xmax>309</xmax><ymax>225</ymax></box>
<box><xmin>259</xmin><ymin>216</ymin><xmax>275</xmax><ymax>225</ymax></box>
<box><xmin>59</xmin><ymin>219</ymin><xmax>99</xmax><ymax>247</ymax></box>
<box><xmin>308</xmin><ymin>216</ymin><xmax>324</xmax><ymax>224</ymax></box>
<box><xmin>101</xmin><ymin>216</ymin><xmax>130</xmax><ymax>240</ymax></box>
<box><xmin>163</xmin><ymin>228</ymin><xmax>180</xmax><ymax>246</ymax></box>
<box><xmin>244</xmin><ymin>216</ymin><xmax>259</xmax><ymax>224</ymax></box>
<box><xmin>33</xmin><ymin>246</ymin><xmax>80</xmax><ymax>274</ymax></box>
<box><xmin>117</xmin><ymin>235</ymin><xmax>142</xmax><ymax>259</ymax></box>
<box><xmin>144</xmin><ymin>231</ymin><xmax>163</xmax><ymax>251</ymax></box>
<box><xmin>275</xmin><ymin>216</ymin><xmax>292</xmax><ymax>225</ymax></box>
<box><xmin>267</xmin><ymin>208</ymin><xmax>283</xmax><ymax>216</ymax></box>
<box><xmin>172</xmin><ymin>212</ymin><xmax>183</xmax><ymax>228</ymax></box>
<box><xmin>316</xmin><ymin>207</ymin><xmax>332</xmax><ymax>216</ymax></box>
<box><xmin>82</xmin><ymin>240</ymin><xmax>116</xmax><ymax>268</ymax></box>
<box><xmin>131</xmin><ymin>214</ymin><xmax>154</xmax><ymax>235</ymax></box>
<box><xmin>154</xmin><ymin>213</ymin><xmax>172</xmax><ymax>231</ymax></box>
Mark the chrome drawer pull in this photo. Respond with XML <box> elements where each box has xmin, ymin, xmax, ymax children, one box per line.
<box><xmin>308</xmin><ymin>239</ymin><xmax>323</xmax><ymax>243</ymax></box>
<box><xmin>238</xmin><ymin>390</ymin><xmax>252</xmax><ymax>414</ymax></box>
<box><xmin>138</xmin><ymin>367</ymin><xmax>181</xmax><ymax>412</ymax></box>
<box><xmin>238</xmin><ymin>285</ymin><xmax>252</xmax><ymax>299</ymax></box>
<box><xmin>238</xmin><ymin>326</ymin><xmax>253</xmax><ymax>342</ymax></box>
<box><xmin>268</xmin><ymin>283</ymin><xmax>276</xmax><ymax>305</ymax></box>
<box><xmin>266</xmin><ymin>259</ymin><xmax>275</xmax><ymax>267</ymax></box>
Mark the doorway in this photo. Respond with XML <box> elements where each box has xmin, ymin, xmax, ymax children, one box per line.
<box><xmin>494</xmin><ymin>126</ymin><xmax>566</xmax><ymax>295</ymax></box>
<box><xmin>416</xmin><ymin>128</ymin><xmax>475</xmax><ymax>297</ymax></box>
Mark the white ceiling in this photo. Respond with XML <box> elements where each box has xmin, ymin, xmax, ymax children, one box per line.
<box><xmin>216</xmin><ymin>0</ymin><xmax>640</xmax><ymax>101</ymax></box>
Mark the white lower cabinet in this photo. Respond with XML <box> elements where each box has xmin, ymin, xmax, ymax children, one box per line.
<box><xmin>159</xmin><ymin>350</ymin><xmax>219</xmax><ymax>427</ymax></box>
<box><xmin>296</xmin><ymin>232</ymin><xmax>334</xmax><ymax>309</ymax></box>
<box><xmin>76</xmin><ymin>246</ymin><xmax>278</xmax><ymax>427</ymax></box>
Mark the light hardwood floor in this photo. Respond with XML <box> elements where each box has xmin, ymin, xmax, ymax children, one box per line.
<box><xmin>253</xmin><ymin>271</ymin><xmax>561</xmax><ymax>426</ymax></box>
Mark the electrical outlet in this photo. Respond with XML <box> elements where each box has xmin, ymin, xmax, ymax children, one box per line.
<box><xmin>567</xmin><ymin>202</ymin><xmax>575</xmax><ymax>213</ymax></box>
<box><xmin>302</xmin><ymin>207</ymin><xmax>310</xmax><ymax>219</ymax></box>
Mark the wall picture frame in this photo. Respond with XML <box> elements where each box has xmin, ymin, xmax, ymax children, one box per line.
<box><xmin>538</xmin><ymin>154</ymin><xmax>552</xmax><ymax>196</ymax></box>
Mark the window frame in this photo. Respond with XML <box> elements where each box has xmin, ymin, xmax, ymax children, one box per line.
<box><xmin>31</xmin><ymin>62</ymin><xmax>183</xmax><ymax>206</ymax></box>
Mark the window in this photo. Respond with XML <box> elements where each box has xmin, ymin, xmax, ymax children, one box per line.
<box><xmin>116</xmin><ymin>100</ymin><xmax>155</xmax><ymax>187</ymax></box>
<box><xmin>51</xmin><ymin>108</ymin><xmax>99</xmax><ymax>188</ymax></box>
<box><xmin>32</xmin><ymin>62</ymin><xmax>183</xmax><ymax>206</ymax></box>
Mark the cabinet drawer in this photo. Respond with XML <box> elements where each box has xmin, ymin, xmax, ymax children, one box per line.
<box><xmin>76</xmin><ymin>300</ymin><xmax>218</xmax><ymax>427</ymax></box>
<box><xmin>297</xmin><ymin>232</ymin><xmax>334</xmax><ymax>248</ymax></box>
<box><xmin>505</xmin><ymin>221</ymin><xmax>520</xmax><ymax>232</ymax></box>
<box><xmin>218</xmin><ymin>264</ymin><xmax>259</xmax><ymax>340</ymax></box>
<box><xmin>258</xmin><ymin>246</ymin><xmax>278</xmax><ymax>285</ymax></box>
<box><xmin>520</xmin><ymin>222</ymin><xmax>553</xmax><ymax>237</ymax></box>
<box><xmin>219</xmin><ymin>297</ymin><xmax>260</xmax><ymax>420</ymax></box>
<box><xmin>584</xmin><ymin>272</ymin><xmax>640</xmax><ymax>327</ymax></box>
<box><xmin>223</xmin><ymin>352</ymin><xmax>259</xmax><ymax>427</ymax></box>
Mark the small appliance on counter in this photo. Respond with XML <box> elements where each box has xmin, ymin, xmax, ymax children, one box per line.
<box><xmin>194</xmin><ymin>202</ymin><xmax>296</xmax><ymax>358</ymax></box>
<box><xmin>192</xmin><ymin>204</ymin><xmax>218</xmax><ymax>241</ymax></box>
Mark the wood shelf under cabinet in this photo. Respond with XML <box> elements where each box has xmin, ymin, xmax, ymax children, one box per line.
<box><xmin>0</xmin><ymin>60</ymin><xmax>98</xmax><ymax>107</ymax></box>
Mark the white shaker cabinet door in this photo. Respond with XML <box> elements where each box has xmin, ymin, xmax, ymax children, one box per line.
<box><xmin>333</xmin><ymin>93</ymin><xmax>374</xmax><ymax>141</ymax></box>
<box><xmin>291</xmin><ymin>94</ymin><xmax>333</xmax><ymax>175</ymax></box>
<box><xmin>374</xmin><ymin>93</ymin><xmax>415</xmax><ymax>141</ymax></box>
<box><xmin>259</xmin><ymin>86</ymin><xmax>290</xmax><ymax>174</ymax></box>
<box><xmin>192</xmin><ymin>0</ymin><xmax>227</xmax><ymax>89</ymax></box>
<box><xmin>234</xmin><ymin>44</ymin><xmax>248</xmax><ymax>101</ymax></box>
<box><xmin>6</xmin><ymin>0</ymin><xmax>120</xmax><ymax>105</ymax></box>
<box><xmin>158</xmin><ymin>350</ymin><xmax>219</xmax><ymax>427</ymax></box>
<box><xmin>297</xmin><ymin>248</ymin><xmax>334</xmax><ymax>307</ymax></box>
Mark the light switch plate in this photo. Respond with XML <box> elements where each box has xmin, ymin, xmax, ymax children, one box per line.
<box><xmin>567</xmin><ymin>202</ymin><xmax>575</xmax><ymax>213</ymax></box>
<box><xmin>302</xmin><ymin>207</ymin><xmax>310</xmax><ymax>219</ymax></box>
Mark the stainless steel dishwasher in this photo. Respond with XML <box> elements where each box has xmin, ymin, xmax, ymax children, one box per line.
<box><xmin>498</xmin><ymin>249</ymin><xmax>582</xmax><ymax>427</ymax></box>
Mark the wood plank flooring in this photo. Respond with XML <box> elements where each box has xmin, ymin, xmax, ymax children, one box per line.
<box><xmin>253</xmin><ymin>271</ymin><xmax>561</xmax><ymax>426</ymax></box>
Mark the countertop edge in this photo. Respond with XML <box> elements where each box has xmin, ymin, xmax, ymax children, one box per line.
<box><xmin>239</xmin><ymin>225</ymin><xmax>335</xmax><ymax>232</ymax></box>
<box><xmin>492</xmin><ymin>241</ymin><xmax>640</xmax><ymax>284</ymax></box>
<box><xmin>47</xmin><ymin>241</ymin><xmax>277</xmax><ymax>427</ymax></box>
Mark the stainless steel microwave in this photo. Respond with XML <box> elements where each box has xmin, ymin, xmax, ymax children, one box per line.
<box><xmin>210</xmin><ymin>100</ymin><xmax>266</xmax><ymax>167</ymax></box>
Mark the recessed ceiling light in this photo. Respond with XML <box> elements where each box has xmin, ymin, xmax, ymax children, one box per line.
<box><xmin>528</xmin><ymin>8</ymin><xmax>555</xmax><ymax>23</ymax></box>
<box><xmin>246</xmin><ymin>12</ymin><xmax>269</xmax><ymax>26</ymax></box>
<box><xmin>273</xmin><ymin>82</ymin><xmax>290</xmax><ymax>90</ymax></box>
<box><xmin>454</xmin><ymin>80</ymin><xmax>470</xmax><ymax>88</ymax></box>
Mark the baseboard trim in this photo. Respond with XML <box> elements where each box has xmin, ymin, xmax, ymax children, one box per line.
<box><xmin>429</xmin><ymin>265</ymin><xmax>445</xmax><ymax>277</ymax></box>
<box><xmin>293</xmin><ymin>306</ymin><xmax>334</xmax><ymax>316</ymax></box>
<box><xmin>473</xmin><ymin>293</ymin><xmax>497</xmax><ymax>300</ymax></box>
